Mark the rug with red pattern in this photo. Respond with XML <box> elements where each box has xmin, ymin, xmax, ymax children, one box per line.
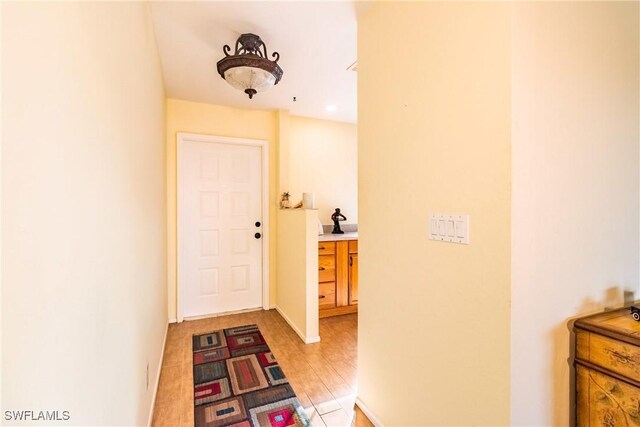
<box><xmin>193</xmin><ymin>324</ymin><xmax>310</xmax><ymax>427</ymax></box>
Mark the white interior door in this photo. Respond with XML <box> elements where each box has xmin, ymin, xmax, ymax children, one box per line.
<box><xmin>178</xmin><ymin>137</ymin><xmax>263</xmax><ymax>318</ymax></box>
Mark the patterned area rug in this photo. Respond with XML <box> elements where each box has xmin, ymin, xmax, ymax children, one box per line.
<box><xmin>193</xmin><ymin>324</ymin><xmax>310</xmax><ymax>427</ymax></box>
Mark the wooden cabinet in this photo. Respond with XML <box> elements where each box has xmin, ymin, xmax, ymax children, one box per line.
<box><xmin>318</xmin><ymin>239</ymin><xmax>358</xmax><ymax>318</ymax></box>
<box><xmin>573</xmin><ymin>307</ymin><xmax>640</xmax><ymax>426</ymax></box>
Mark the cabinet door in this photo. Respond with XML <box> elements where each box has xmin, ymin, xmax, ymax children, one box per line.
<box><xmin>335</xmin><ymin>241</ymin><xmax>350</xmax><ymax>307</ymax></box>
<box><xmin>349</xmin><ymin>254</ymin><xmax>358</xmax><ymax>305</ymax></box>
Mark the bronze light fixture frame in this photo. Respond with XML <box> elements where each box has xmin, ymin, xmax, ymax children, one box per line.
<box><xmin>216</xmin><ymin>33</ymin><xmax>283</xmax><ymax>99</ymax></box>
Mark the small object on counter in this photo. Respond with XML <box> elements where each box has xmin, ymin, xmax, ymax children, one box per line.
<box><xmin>293</xmin><ymin>200</ymin><xmax>303</xmax><ymax>208</ymax></box>
<box><xmin>630</xmin><ymin>305</ymin><xmax>640</xmax><ymax>321</ymax></box>
<box><xmin>318</xmin><ymin>220</ymin><xmax>324</xmax><ymax>236</ymax></box>
<box><xmin>279</xmin><ymin>192</ymin><xmax>291</xmax><ymax>209</ymax></box>
<box><xmin>331</xmin><ymin>208</ymin><xmax>347</xmax><ymax>234</ymax></box>
<box><xmin>303</xmin><ymin>192</ymin><xmax>315</xmax><ymax>209</ymax></box>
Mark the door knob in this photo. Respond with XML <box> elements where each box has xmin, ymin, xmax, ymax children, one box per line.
<box><xmin>255</xmin><ymin>221</ymin><xmax>261</xmax><ymax>227</ymax></box>
<box><xmin>255</xmin><ymin>233</ymin><xmax>262</xmax><ymax>239</ymax></box>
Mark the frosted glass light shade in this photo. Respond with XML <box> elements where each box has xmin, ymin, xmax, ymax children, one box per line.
<box><xmin>223</xmin><ymin>66</ymin><xmax>277</xmax><ymax>93</ymax></box>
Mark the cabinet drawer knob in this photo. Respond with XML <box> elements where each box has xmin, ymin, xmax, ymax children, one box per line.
<box><xmin>319</xmin><ymin>267</ymin><xmax>325</xmax><ymax>271</ymax></box>
<box><xmin>319</xmin><ymin>246</ymin><xmax>325</xmax><ymax>250</ymax></box>
<box><xmin>319</xmin><ymin>295</ymin><xmax>326</xmax><ymax>299</ymax></box>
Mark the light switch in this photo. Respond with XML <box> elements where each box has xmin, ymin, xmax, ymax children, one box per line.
<box><xmin>446</xmin><ymin>220</ymin><xmax>454</xmax><ymax>237</ymax></box>
<box><xmin>428</xmin><ymin>213</ymin><xmax>469</xmax><ymax>244</ymax></box>
<box><xmin>428</xmin><ymin>214</ymin><xmax>442</xmax><ymax>240</ymax></box>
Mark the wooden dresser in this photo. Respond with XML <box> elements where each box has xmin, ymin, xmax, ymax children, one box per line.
<box><xmin>318</xmin><ymin>240</ymin><xmax>358</xmax><ymax>318</ymax></box>
<box><xmin>573</xmin><ymin>307</ymin><xmax>640</xmax><ymax>425</ymax></box>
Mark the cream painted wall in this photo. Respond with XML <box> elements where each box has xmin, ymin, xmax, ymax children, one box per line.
<box><xmin>2</xmin><ymin>2</ymin><xmax>167</xmax><ymax>425</ymax></box>
<box><xmin>276</xmin><ymin>209</ymin><xmax>319</xmax><ymax>343</ymax></box>
<box><xmin>511</xmin><ymin>3</ymin><xmax>640</xmax><ymax>425</ymax></box>
<box><xmin>357</xmin><ymin>3</ymin><xmax>511</xmax><ymax>425</ymax></box>
<box><xmin>166</xmin><ymin>99</ymin><xmax>278</xmax><ymax>320</ymax></box>
<box><xmin>287</xmin><ymin>116</ymin><xmax>357</xmax><ymax>225</ymax></box>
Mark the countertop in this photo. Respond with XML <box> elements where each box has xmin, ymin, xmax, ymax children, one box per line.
<box><xmin>318</xmin><ymin>232</ymin><xmax>358</xmax><ymax>242</ymax></box>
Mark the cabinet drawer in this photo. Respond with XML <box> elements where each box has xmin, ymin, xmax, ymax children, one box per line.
<box><xmin>319</xmin><ymin>255</ymin><xmax>335</xmax><ymax>282</ymax></box>
<box><xmin>318</xmin><ymin>242</ymin><xmax>336</xmax><ymax>255</ymax></box>
<box><xmin>584</xmin><ymin>332</ymin><xmax>640</xmax><ymax>381</ymax></box>
<box><xmin>319</xmin><ymin>282</ymin><xmax>336</xmax><ymax>310</ymax></box>
<box><xmin>319</xmin><ymin>255</ymin><xmax>335</xmax><ymax>269</ymax></box>
<box><xmin>319</xmin><ymin>269</ymin><xmax>335</xmax><ymax>283</ymax></box>
<box><xmin>349</xmin><ymin>240</ymin><xmax>358</xmax><ymax>254</ymax></box>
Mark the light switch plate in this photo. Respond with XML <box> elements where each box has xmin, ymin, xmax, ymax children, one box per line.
<box><xmin>429</xmin><ymin>213</ymin><xmax>469</xmax><ymax>244</ymax></box>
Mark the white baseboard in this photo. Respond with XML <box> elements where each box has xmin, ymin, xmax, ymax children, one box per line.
<box><xmin>305</xmin><ymin>335</ymin><xmax>321</xmax><ymax>344</ymax></box>
<box><xmin>148</xmin><ymin>321</ymin><xmax>169</xmax><ymax>427</ymax></box>
<box><xmin>269</xmin><ymin>304</ymin><xmax>277</xmax><ymax>309</ymax></box>
<box><xmin>355</xmin><ymin>397</ymin><xmax>383</xmax><ymax>427</ymax></box>
<box><xmin>274</xmin><ymin>306</ymin><xmax>320</xmax><ymax>344</ymax></box>
<box><xmin>168</xmin><ymin>317</ymin><xmax>177</xmax><ymax>324</ymax></box>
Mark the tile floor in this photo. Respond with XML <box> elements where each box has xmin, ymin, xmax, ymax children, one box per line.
<box><xmin>151</xmin><ymin>310</ymin><xmax>373</xmax><ymax>427</ymax></box>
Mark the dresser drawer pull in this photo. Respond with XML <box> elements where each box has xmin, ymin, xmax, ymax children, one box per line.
<box><xmin>319</xmin><ymin>246</ymin><xmax>325</xmax><ymax>250</ymax></box>
<box><xmin>319</xmin><ymin>267</ymin><xmax>325</xmax><ymax>271</ymax></box>
<box><xmin>319</xmin><ymin>295</ymin><xmax>326</xmax><ymax>299</ymax></box>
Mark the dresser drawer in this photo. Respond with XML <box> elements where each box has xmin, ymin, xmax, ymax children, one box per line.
<box><xmin>319</xmin><ymin>282</ymin><xmax>336</xmax><ymax>310</ymax></box>
<box><xmin>585</xmin><ymin>332</ymin><xmax>640</xmax><ymax>381</ymax></box>
<box><xmin>576</xmin><ymin>363</ymin><xmax>640</xmax><ymax>426</ymax></box>
<box><xmin>318</xmin><ymin>255</ymin><xmax>336</xmax><ymax>282</ymax></box>
<box><xmin>318</xmin><ymin>242</ymin><xmax>336</xmax><ymax>255</ymax></box>
<box><xmin>349</xmin><ymin>240</ymin><xmax>358</xmax><ymax>254</ymax></box>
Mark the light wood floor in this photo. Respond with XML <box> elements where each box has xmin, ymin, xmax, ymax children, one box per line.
<box><xmin>151</xmin><ymin>310</ymin><xmax>372</xmax><ymax>427</ymax></box>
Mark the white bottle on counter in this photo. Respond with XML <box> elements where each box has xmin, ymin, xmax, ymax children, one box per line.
<box><xmin>303</xmin><ymin>192</ymin><xmax>315</xmax><ymax>209</ymax></box>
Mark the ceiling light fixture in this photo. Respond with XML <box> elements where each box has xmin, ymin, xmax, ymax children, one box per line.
<box><xmin>216</xmin><ymin>33</ymin><xmax>283</xmax><ymax>99</ymax></box>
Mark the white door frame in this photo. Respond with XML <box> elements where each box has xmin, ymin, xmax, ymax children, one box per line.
<box><xmin>177</xmin><ymin>132</ymin><xmax>270</xmax><ymax>322</ymax></box>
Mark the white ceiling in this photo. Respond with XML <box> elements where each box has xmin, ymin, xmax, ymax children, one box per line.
<box><xmin>149</xmin><ymin>1</ymin><xmax>360</xmax><ymax>123</ymax></box>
